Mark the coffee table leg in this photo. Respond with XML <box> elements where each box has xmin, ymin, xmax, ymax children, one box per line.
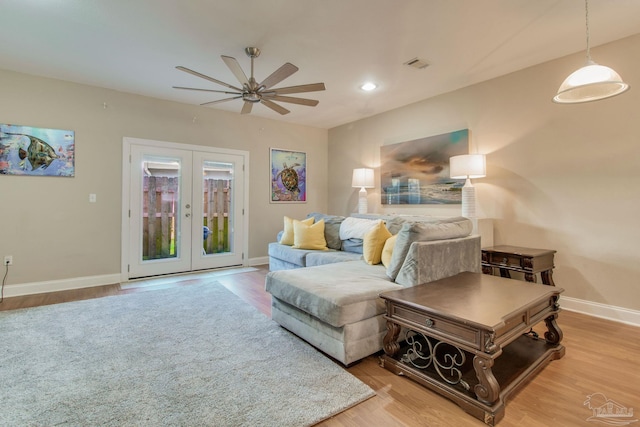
<box><xmin>383</xmin><ymin>320</ymin><xmax>401</xmax><ymax>357</ymax></box>
<box><xmin>473</xmin><ymin>355</ymin><xmax>500</xmax><ymax>405</ymax></box>
<box><xmin>544</xmin><ymin>314</ymin><xmax>563</xmax><ymax>345</ymax></box>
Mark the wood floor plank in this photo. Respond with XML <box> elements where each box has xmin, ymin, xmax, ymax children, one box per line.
<box><xmin>1</xmin><ymin>265</ymin><xmax>638</xmax><ymax>426</ymax></box>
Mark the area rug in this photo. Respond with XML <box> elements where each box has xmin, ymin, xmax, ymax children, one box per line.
<box><xmin>0</xmin><ymin>282</ymin><xmax>375</xmax><ymax>426</ymax></box>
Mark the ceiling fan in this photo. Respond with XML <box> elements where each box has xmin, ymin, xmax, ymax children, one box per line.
<box><xmin>174</xmin><ymin>47</ymin><xmax>326</xmax><ymax>115</ymax></box>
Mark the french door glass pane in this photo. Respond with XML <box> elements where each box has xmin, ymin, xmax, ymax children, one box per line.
<box><xmin>142</xmin><ymin>155</ymin><xmax>181</xmax><ymax>261</ymax></box>
<box><xmin>202</xmin><ymin>160</ymin><xmax>233</xmax><ymax>255</ymax></box>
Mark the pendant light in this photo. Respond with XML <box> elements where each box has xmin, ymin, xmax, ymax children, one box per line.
<box><xmin>553</xmin><ymin>0</ymin><xmax>629</xmax><ymax>103</ymax></box>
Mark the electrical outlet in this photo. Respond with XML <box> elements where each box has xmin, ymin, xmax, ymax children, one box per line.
<box><xmin>4</xmin><ymin>255</ymin><xmax>13</xmax><ymax>266</ymax></box>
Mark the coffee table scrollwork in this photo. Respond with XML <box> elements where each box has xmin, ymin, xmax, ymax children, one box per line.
<box><xmin>400</xmin><ymin>330</ymin><xmax>471</xmax><ymax>390</ymax></box>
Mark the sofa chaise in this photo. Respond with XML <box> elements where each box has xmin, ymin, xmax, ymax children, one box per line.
<box><xmin>265</xmin><ymin>213</ymin><xmax>481</xmax><ymax>365</ymax></box>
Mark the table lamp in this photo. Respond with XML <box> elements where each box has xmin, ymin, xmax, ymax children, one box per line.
<box><xmin>449</xmin><ymin>154</ymin><xmax>486</xmax><ymax>218</ymax></box>
<box><xmin>352</xmin><ymin>168</ymin><xmax>375</xmax><ymax>214</ymax></box>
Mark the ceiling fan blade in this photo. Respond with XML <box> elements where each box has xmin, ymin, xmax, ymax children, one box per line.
<box><xmin>221</xmin><ymin>55</ymin><xmax>249</xmax><ymax>86</ymax></box>
<box><xmin>264</xmin><ymin>95</ymin><xmax>319</xmax><ymax>107</ymax></box>
<box><xmin>176</xmin><ymin>66</ymin><xmax>243</xmax><ymax>92</ymax></box>
<box><xmin>270</xmin><ymin>83</ymin><xmax>326</xmax><ymax>95</ymax></box>
<box><xmin>241</xmin><ymin>101</ymin><xmax>253</xmax><ymax>115</ymax></box>
<box><xmin>260</xmin><ymin>99</ymin><xmax>290</xmax><ymax>115</ymax></box>
<box><xmin>259</xmin><ymin>63</ymin><xmax>299</xmax><ymax>90</ymax></box>
<box><xmin>200</xmin><ymin>95</ymin><xmax>243</xmax><ymax>106</ymax></box>
<box><xmin>173</xmin><ymin>86</ymin><xmax>242</xmax><ymax>95</ymax></box>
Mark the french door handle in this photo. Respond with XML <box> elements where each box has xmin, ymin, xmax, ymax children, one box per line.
<box><xmin>185</xmin><ymin>204</ymin><xmax>191</xmax><ymax>209</ymax></box>
<box><xmin>185</xmin><ymin>213</ymin><xmax>191</xmax><ymax>218</ymax></box>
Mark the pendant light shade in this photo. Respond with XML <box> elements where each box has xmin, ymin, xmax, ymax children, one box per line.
<box><xmin>553</xmin><ymin>60</ymin><xmax>629</xmax><ymax>103</ymax></box>
<box><xmin>553</xmin><ymin>0</ymin><xmax>630</xmax><ymax>104</ymax></box>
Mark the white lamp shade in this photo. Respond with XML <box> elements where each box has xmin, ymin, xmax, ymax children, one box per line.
<box><xmin>352</xmin><ymin>168</ymin><xmax>375</xmax><ymax>188</ymax></box>
<box><xmin>553</xmin><ymin>61</ymin><xmax>630</xmax><ymax>103</ymax></box>
<box><xmin>449</xmin><ymin>154</ymin><xmax>486</xmax><ymax>179</ymax></box>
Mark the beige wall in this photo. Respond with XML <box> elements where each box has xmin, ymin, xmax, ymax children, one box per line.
<box><xmin>0</xmin><ymin>69</ymin><xmax>328</xmax><ymax>286</ymax></box>
<box><xmin>329</xmin><ymin>34</ymin><xmax>640</xmax><ymax>313</ymax></box>
<box><xmin>2</xmin><ymin>33</ymin><xmax>639</xmax><ymax>316</ymax></box>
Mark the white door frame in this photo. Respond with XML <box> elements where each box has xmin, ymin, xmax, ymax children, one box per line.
<box><xmin>121</xmin><ymin>137</ymin><xmax>249</xmax><ymax>282</ymax></box>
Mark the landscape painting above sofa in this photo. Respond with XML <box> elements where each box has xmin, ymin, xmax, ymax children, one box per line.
<box><xmin>380</xmin><ymin>129</ymin><xmax>468</xmax><ymax>204</ymax></box>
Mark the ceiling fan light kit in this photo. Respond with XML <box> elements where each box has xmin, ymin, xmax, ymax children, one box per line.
<box><xmin>553</xmin><ymin>0</ymin><xmax>629</xmax><ymax>104</ymax></box>
<box><xmin>175</xmin><ymin>47</ymin><xmax>325</xmax><ymax>115</ymax></box>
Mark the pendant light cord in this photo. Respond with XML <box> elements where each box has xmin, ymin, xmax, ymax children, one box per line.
<box><xmin>585</xmin><ymin>0</ymin><xmax>592</xmax><ymax>62</ymax></box>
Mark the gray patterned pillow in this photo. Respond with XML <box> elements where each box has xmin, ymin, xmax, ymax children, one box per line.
<box><xmin>306</xmin><ymin>213</ymin><xmax>345</xmax><ymax>250</ymax></box>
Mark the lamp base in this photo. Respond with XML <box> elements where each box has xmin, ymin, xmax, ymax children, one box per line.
<box><xmin>358</xmin><ymin>187</ymin><xmax>368</xmax><ymax>214</ymax></box>
<box><xmin>461</xmin><ymin>178</ymin><xmax>476</xmax><ymax>218</ymax></box>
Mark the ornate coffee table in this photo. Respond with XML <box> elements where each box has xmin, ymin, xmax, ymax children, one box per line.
<box><xmin>379</xmin><ymin>272</ymin><xmax>565</xmax><ymax>426</ymax></box>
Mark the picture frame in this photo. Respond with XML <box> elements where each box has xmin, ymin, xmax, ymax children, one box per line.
<box><xmin>270</xmin><ymin>148</ymin><xmax>307</xmax><ymax>203</ymax></box>
<box><xmin>380</xmin><ymin>129</ymin><xmax>468</xmax><ymax>205</ymax></box>
<box><xmin>0</xmin><ymin>123</ymin><xmax>75</xmax><ymax>177</ymax></box>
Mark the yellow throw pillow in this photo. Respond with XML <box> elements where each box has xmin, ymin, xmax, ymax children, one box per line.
<box><xmin>363</xmin><ymin>221</ymin><xmax>392</xmax><ymax>265</ymax></box>
<box><xmin>292</xmin><ymin>219</ymin><xmax>328</xmax><ymax>250</ymax></box>
<box><xmin>280</xmin><ymin>216</ymin><xmax>313</xmax><ymax>246</ymax></box>
<box><xmin>381</xmin><ymin>234</ymin><xmax>398</xmax><ymax>268</ymax></box>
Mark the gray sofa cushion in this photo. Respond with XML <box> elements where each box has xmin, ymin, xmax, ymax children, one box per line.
<box><xmin>306</xmin><ymin>212</ymin><xmax>345</xmax><ymax>250</ymax></box>
<box><xmin>386</xmin><ymin>217</ymin><xmax>473</xmax><ymax>280</ymax></box>
<box><xmin>265</xmin><ymin>261</ymin><xmax>401</xmax><ymax>328</ymax></box>
<box><xmin>394</xmin><ymin>235</ymin><xmax>481</xmax><ymax>287</ymax></box>
<box><xmin>306</xmin><ymin>250</ymin><xmax>362</xmax><ymax>267</ymax></box>
<box><xmin>384</xmin><ymin>215</ymin><xmax>471</xmax><ymax>234</ymax></box>
<box><xmin>384</xmin><ymin>217</ymin><xmax>408</xmax><ymax>235</ymax></box>
<box><xmin>268</xmin><ymin>242</ymin><xmax>316</xmax><ymax>267</ymax></box>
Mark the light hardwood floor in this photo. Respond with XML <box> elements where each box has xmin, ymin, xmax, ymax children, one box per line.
<box><xmin>2</xmin><ymin>266</ymin><xmax>639</xmax><ymax>426</ymax></box>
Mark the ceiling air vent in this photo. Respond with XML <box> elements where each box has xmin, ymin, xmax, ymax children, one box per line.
<box><xmin>404</xmin><ymin>57</ymin><xmax>429</xmax><ymax>70</ymax></box>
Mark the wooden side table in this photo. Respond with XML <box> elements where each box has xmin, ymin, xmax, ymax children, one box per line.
<box><xmin>481</xmin><ymin>245</ymin><xmax>556</xmax><ymax>286</ymax></box>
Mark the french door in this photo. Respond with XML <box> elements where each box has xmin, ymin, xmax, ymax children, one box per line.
<box><xmin>123</xmin><ymin>138</ymin><xmax>247</xmax><ymax>279</ymax></box>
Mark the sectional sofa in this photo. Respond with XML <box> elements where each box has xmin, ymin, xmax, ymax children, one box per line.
<box><xmin>265</xmin><ymin>213</ymin><xmax>481</xmax><ymax>365</ymax></box>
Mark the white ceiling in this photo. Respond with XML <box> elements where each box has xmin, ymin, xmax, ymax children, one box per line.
<box><xmin>2</xmin><ymin>0</ymin><xmax>639</xmax><ymax>129</ymax></box>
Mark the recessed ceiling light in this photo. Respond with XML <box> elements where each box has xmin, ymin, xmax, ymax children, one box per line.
<box><xmin>360</xmin><ymin>82</ymin><xmax>377</xmax><ymax>91</ymax></box>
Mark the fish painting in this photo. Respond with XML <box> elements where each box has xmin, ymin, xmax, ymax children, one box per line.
<box><xmin>0</xmin><ymin>124</ymin><xmax>74</xmax><ymax>177</ymax></box>
<box><xmin>25</xmin><ymin>134</ymin><xmax>59</xmax><ymax>169</ymax></box>
<box><xmin>5</xmin><ymin>133</ymin><xmax>59</xmax><ymax>170</ymax></box>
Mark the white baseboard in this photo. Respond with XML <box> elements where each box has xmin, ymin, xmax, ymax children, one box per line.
<box><xmin>3</xmin><ymin>261</ymin><xmax>270</xmax><ymax>298</ymax></box>
<box><xmin>561</xmin><ymin>296</ymin><xmax>640</xmax><ymax>327</ymax></box>
<box><xmin>4</xmin><ymin>274</ymin><xmax>122</xmax><ymax>298</ymax></box>
<box><xmin>248</xmin><ymin>256</ymin><xmax>269</xmax><ymax>267</ymax></box>
<box><xmin>8</xmin><ymin>271</ymin><xmax>636</xmax><ymax>328</ymax></box>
